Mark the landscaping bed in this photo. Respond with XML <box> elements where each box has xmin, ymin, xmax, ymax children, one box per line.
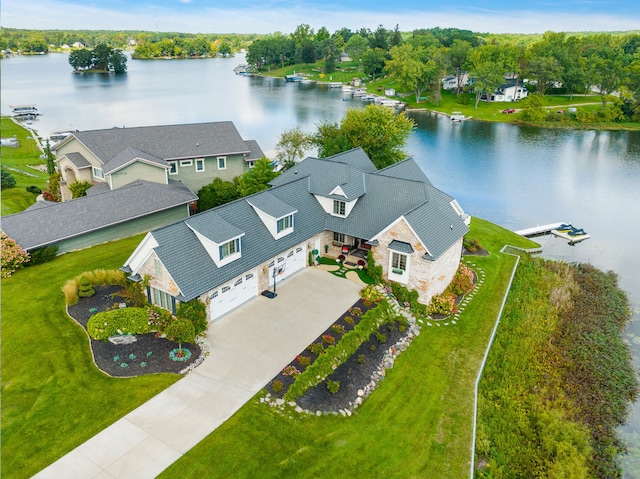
<box><xmin>68</xmin><ymin>285</ymin><xmax>201</xmax><ymax>377</ymax></box>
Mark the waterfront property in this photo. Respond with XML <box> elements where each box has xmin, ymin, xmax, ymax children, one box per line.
<box><xmin>122</xmin><ymin>148</ymin><xmax>470</xmax><ymax>321</ymax></box>
<box><xmin>52</xmin><ymin>121</ymin><xmax>264</xmax><ymax>200</ymax></box>
<box><xmin>1</xmin><ymin>121</ymin><xmax>265</xmax><ymax>254</ymax></box>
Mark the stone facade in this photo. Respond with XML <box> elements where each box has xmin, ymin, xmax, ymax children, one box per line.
<box><xmin>371</xmin><ymin>218</ymin><xmax>462</xmax><ymax>305</ymax></box>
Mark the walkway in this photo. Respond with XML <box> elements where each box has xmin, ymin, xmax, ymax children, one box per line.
<box><xmin>32</xmin><ymin>268</ymin><xmax>362</xmax><ymax>479</ymax></box>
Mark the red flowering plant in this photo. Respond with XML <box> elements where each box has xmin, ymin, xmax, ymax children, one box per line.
<box><xmin>322</xmin><ymin>334</ymin><xmax>335</xmax><ymax>344</ymax></box>
<box><xmin>296</xmin><ymin>355</ymin><xmax>311</xmax><ymax>367</ymax></box>
<box><xmin>1</xmin><ymin>233</ymin><xmax>30</xmax><ymax>278</ymax></box>
<box><xmin>282</xmin><ymin>365</ymin><xmax>301</xmax><ymax>377</ymax></box>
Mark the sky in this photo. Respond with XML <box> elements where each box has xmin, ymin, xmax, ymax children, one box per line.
<box><xmin>1</xmin><ymin>0</ymin><xmax>639</xmax><ymax>35</ymax></box>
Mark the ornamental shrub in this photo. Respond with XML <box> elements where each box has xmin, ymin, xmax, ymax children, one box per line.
<box><xmin>165</xmin><ymin>318</ymin><xmax>196</xmax><ymax>350</ymax></box>
<box><xmin>177</xmin><ymin>299</ymin><xmax>208</xmax><ymax>336</ymax></box>
<box><xmin>26</xmin><ymin>245</ymin><xmax>58</xmax><ymax>266</ymax></box>
<box><xmin>366</xmin><ymin>250</ymin><xmax>383</xmax><ymax>283</ymax></box>
<box><xmin>87</xmin><ymin>307</ymin><xmax>151</xmax><ymax>340</ymax></box>
<box><xmin>1</xmin><ymin>168</ymin><xmax>16</xmax><ymax>189</ymax></box>
<box><xmin>429</xmin><ymin>292</ymin><xmax>456</xmax><ymax>315</ymax></box>
<box><xmin>308</xmin><ymin>342</ymin><xmax>324</xmax><ymax>355</ymax></box>
<box><xmin>1</xmin><ymin>233</ymin><xmax>30</xmax><ymax>278</ymax></box>
<box><xmin>272</xmin><ymin>380</ymin><xmax>284</xmax><ymax>393</ymax></box>
<box><xmin>296</xmin><ymin>355</ymin><xmax>311</xmax><ymax>367</ymax></box>
<box><xmin>326</xmin><ymin>380</ymin><xmax>340</xmax><ymax>394</ymax></box>
<box><xmin>26</xmin><ymin>185</ymin><xmax>42</xmax><ymax>194</ymax></box>
<box><xmin>78</xmin><ymin>276</ymin><xmax>95</xmax><ymax>297</ymax></box>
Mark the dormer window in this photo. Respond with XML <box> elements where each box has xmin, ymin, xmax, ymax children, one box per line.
<box><xmin>333</xmin><ymin>200</ymin><xmax>346</xmax><ymax>216</ymax></box>
<box><xmin>219</xmin><ymin>238</ymin><xmax>240</xmax><ymax>260</ymax></box>
<box><xmin>277</xmin><ymin>214</ymin><xmax>293</xmax><ymax>233</ymax></box>
<box><xmin>92</xmin><ymin>167</ymin><xmax>104</xmax><ymax>179</ymax></box>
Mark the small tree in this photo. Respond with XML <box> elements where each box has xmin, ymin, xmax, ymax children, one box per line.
<box><xmin>47</xmin><ymin>171</ymin><xmax>62</xmax><ymax>202</ymax></box>
<box><xmin>177</xmin><ymin>298</ymin><xmax>208</xmax><ymax>336</ymax></box>
<box><xmin>45</xmin><ymin>139</ymin><xmax>56</xmax><ymax>175</ymax></box>
<box><xmin>1</xmin><ymin>168</ymin><xmax>16</xmax><ymax>189</ymax></box>
<box><xmin>68</xmin><ymin>180</ymin><xmax>93</xmax><ymax>198</ymax></box>
<box><xmin>165</xmin><ymin>318</ymin><xmax>195</xmax><ymax>353</ymax></box>
<box><xmin>1</xmin><ymin>233</ymin><xmax>30</xmax><ymax>278</ymax></box>
<box><xmin>237</xmin><ymin>157</ymin><xmax>278</xmax><ymax>197</ymax></box>
<box><xmin>275</xmin><ymin>127</ymin><xmax>313</xmax><ymax>170</ymax></box>
<box><xmin>78</xmin><ymin>276</ymin><xmax>95</xmax><ymax>297</ymax></box>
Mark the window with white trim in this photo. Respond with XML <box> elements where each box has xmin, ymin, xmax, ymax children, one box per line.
<box><xmin>219</xmin><ymin>238</ymin><xmax>240</xmax><ymax>259</ymax></box>
<box><xmin>334</xmin><ymin>232</ymin><xmax>345</xmax><ymax>243</ymax></box>
<box><xmin>195</xmin><ymin>158</ymin><xmax>205</xmax><ymax>172</ymax></box>
<box><xmin>333</xmin><ymin>200</ymin><xmax>346</xmax><ymax>216</ymax></box>
<box><xmin>180</xmin><ymin>160</ymin><xmax>193</xmax><ymax>167</ymax></box>
<box><xmin>391</xmin><ymin>252</ymin><xmax>407</xmax><ymax>273</ymax></box>
<box><xmin>168</xmin><ymin>162</ymin><xmax>178</xmax><ymax>175</ymax></box>
<box><xmin>151</xmin><ymin>287</ymin><xmax>174</xmax><ymax>312</ymax></box>
<box><xmin>248</xmin><ymin>161</ymin><xmax>255</xmax><ymax>168</ymax></box>
<box><xmin>217</xmin><ymin>156</ymin><xmax>226</xmax><ymax>170</ymax></box>
<box><xmin>277</xmin><ymin>214</ymin><xmax>293</xmax><ymax>233</ymax></box>
<box><xmin>92</xmin><ymin>166</ymin><xmax>104</xmax><ymax>179</ymax></box>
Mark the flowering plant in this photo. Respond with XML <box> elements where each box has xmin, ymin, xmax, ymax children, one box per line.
<box><xmin>322</xmin><ymin>334</ymin><xmax>335</xmax><ymax>344</ymax></box>
<box><xmin>282</xmin><ymin>365</ymin><xmax>301</xmax><ymax>377</ymax></box>
<box><xmin>1</xmin><ymin>233</ymin><xmax>30</xmax><ymax>278</ymax></box>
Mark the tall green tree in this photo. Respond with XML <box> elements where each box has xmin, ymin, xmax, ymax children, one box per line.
<box><xmin>237</xmin><ymin>158</ymin><xmax>278</xmax><ymax>197</ymax></box>
<box><xmin>362</xmin><ymin>48</ymin><xmax>387</xmax><ymax>81</ymax></box>
<box><xmin>313</xmin><ymin>103</ymin><xmax>415</xmax><ymax>169</ymax></box>
<box><xmin>386</xmin><ymin>44</ymin><xmax>437</xmax><ymax>103</ymax></box>
<box><xmin>276</xmin><ymin>127</ymin><xmax>314</xmax><ymax>170</ymax></box>
<box><xmin>345</xmin><ymin>34</ymin><xmax>368</xmax><ymax>64</ymax></box>
<box><xmin>448</xmin><ymin>39</ymin><xmax>472</xmax><ymax>95</ymax></box>
<box><xmin>197</xmin><ymin>177</ymin><xmax>239</xmax><ymax>212</ymax></box>
<box><xmin>468</xmin><ymin>44</ymin><xmax>508</xmax><ymax>108</ymax></box>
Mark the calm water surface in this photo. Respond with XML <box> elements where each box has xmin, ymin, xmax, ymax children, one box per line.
<box><xmin>2</xmin><ymin>53</ymin><xmax>640</xmax><ymax>474</ymax></box>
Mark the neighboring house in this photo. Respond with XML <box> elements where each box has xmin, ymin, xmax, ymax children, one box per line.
<box><xmin>53</xmin><ymin>121</ymin><xmax>264</xmax><ymax>200</ymax></box>
<box><xmin>122</xmin><ymin>148</ymin><xmax>470</xmax><ymax>321</ymax></box>
<box><xmin>1</xmin><ymin>179</ymin><xmax>197</xmax><ymax>254</ymax></box>
<box><xmin>490</xmin><ymin>79</ymin><xmax>528</xmax><ymax>102</ymax></box>
<box><xmin>442</xmin><ymin>73</ymin><xmax>470</xmax><ymax>91</ymax></box>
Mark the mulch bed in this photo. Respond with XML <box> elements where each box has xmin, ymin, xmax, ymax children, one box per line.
<box><xmin>265</xmin><ymin>297</ymin><xmax>409</xmax><ymax>412</ymax></box>
<box><xmin>68</xmin><ymin>285</ymin><xmax>201</xmax><ymax>377</ymax></box>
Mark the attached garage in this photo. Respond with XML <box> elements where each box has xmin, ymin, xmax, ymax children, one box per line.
<box><xmin>269</xmin><ymin>246</ymin><xmax>306</xmax><ymax>287</ymax></box>
<box><xmin>208</xmin><ymin>271</ymin><xmax>258</xmax><ymax>321</ymax></box>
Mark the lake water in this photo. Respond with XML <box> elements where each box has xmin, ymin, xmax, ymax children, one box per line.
<box><xmin>2</xmin><ymin>52</ymin><xmax>640</xmax><ymax>474</ymax></box>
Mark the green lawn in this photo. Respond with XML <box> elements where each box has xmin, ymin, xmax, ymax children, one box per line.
<box><xmin>1</xmin><ymin>235</ymin><xmax>179</xmax><ymax>479</ymax></box>
<box><xmin>1</xmin><ymin>116</ymin><xmax>49</xmax><ymax>215</ymax></box>
<box><xmin>157</xmin><ymin>218</ymin><xmax>539</xmax><ymax>478</ymax></box>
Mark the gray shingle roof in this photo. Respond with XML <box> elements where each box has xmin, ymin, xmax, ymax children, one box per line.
<box><xmin>53</xmin><ymin>122</ymin><xmax>251</xmax><ymax>165</ymax></box>
<box><xmin>103</xmin><ymin>146</ymin><xmax>169</xmax><ymax>175</ymax></box>
<box><xmin>388</xmin><ymin>240</ymin><xmax>414</xmax><ymax>254</ymax></box>
<box><xmin>60</xmin><ymin>152</ymin><xmax>92</xmax><ymax>169</ymax></box>
<box><xmin>1</xmin><ymin>180</ymin><xmax>197</xmax><ymax>250</ymax></box>
<box><xmin>247</xmin><ymin>191</ymin><xmax>297</xmax><ymax>219</ymax></box>
<box><xmin>244</xmin><ymin>140</ymin><xmax>265</xmax><ymax>161</ymax></box>
<box><xmin>185</xmin><ymin>213</ymin><xmax>245</xmax><ymax>244</ymax></box>
<box><xmin>130</xmin><ymin>148</ymin><xmax>468</xmax><ymax>302</ymax></box>
<box><xmin>378</xmin><ymin>158</ymin><xmax>432</xmax><ymax>185</ymax></box>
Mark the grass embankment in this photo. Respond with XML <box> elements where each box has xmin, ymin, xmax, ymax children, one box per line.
<box><xmin>157</xmin><ymin>218</ymin><xmax>538</xmax><ymax>478</ymax></box>
<box><xmin>476</xmin><ymin>258</ymin><xmax>638</xmax><ymax>478</ymax></box>
<box><xmin>0</xmin><ymin>235</ymin><xmax>179</xmax><ymax>479</ymax></box>
<box><xmin>1</xmin><ymin>116</ymin><xmax>49</xmax><ymax>215</ymax></box>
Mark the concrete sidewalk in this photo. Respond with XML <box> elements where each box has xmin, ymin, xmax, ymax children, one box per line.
<box><xmin>32</xmin><ymin>268</ymin><xmax>361</xmax><ymax>479</ymax></box>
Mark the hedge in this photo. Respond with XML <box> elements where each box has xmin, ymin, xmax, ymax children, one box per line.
<box><xmin>87</xmin><ymin>307</ymin><xmax>151</xmax><ymax>340</ymax></box>
<box><xmin>284</xmin><ymin>300</ymin><xmax>396</xmax><ymax>401</ymax></box>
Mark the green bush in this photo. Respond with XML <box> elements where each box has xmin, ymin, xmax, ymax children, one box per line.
<box><xmin>78</xmin><ymin>276</ymin><xmax>95</xmax><ymax>297</ymax></box>
<box><xmin>344</xmin><ymin>316</ymin><xmax>354</xmax><ymax>325</ymax></box>
<box><xmin>326</xmin><ymin>380</ymin><xmax>340</xmax><ymax>394</ymax></box>
<box><xmin>308</xmin><ymin>342</ymin><xmax>324</xmax><ymax>355</ymax></box>
<box><xmin>25</xmin><ymin>185</ymin><xmax>42</xmax><ymax>194</ymax></box>
<box><xmin>366</xmin><ymin>250</ymin><xmax>383</xmax><ymax>283</ymax></box>
<box><xmin>87</xmin><ymin>307</ymin><xmax>151</xmax><ymax>340</ymax></box>
<box><xmin>1</xmin><ymin>168</ymin><xmax>16</xmax><ymax>189</ymax></box>
<box><xmin>357</xmin><ymin>354</ymin><xmax>365</xmax><ymax>364</ymax></box>
<box><xmin>26</xmin><ymin>245</ymin><xmax>58</xmax><ymax>266</ymax></box>
<box><xmin>272</xmin><ymin>380</ymin><xmax>284</xmax><ymax>393</ymax></box>
<box><xmin>177</xmin><ymin>299</ymin><xmax>208</xmax><ymax>336</ymax></box>
<box><xmin>376</xmin><ymin>332</ymin><xmax>387</xmax><ymax>343</ymax></box>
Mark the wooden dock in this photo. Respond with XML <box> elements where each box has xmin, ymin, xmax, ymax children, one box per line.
<box><xmin>515</xmin><ymin>222</ymin><xmax>590</xmax><ymax>245</ymax></box>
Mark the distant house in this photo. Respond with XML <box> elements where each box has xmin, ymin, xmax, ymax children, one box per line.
<box><xmin>442</xmin><ymin>73</ymin><xmax>469</xmax><ymax>91</ymax></box>
<box><xmin>1</xmin><ymin>122</ymin><xmax>264</xmax><ymax>254</ymax></box>
<box><xmin>53</xmin><ymin>121</ymin><xmax>264</xmax><ymax>201</ymax></box>
<box><xmin>122</xmin><ymin>148</ymin><xmax>470</xmax><ymax>321</ymax></box>
<box><xmin>490</xmin><ymin>79</ymin><xmax>528</xmax><ymax>102</ymax></box>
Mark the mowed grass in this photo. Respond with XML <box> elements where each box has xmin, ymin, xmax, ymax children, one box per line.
<box><xmin>1</xmin><ymin>116</ymin><xmax>49</xmax><ymax>215</ymax></box>
<box><xmin>1</xmin><ymin>235</ymin><xmax>179</xmax><ymax>479</ymax></box>
<box><xmin>158</xmin><ymin>218</ymin><xmax>539</xmax><ymax>478</ymax></box>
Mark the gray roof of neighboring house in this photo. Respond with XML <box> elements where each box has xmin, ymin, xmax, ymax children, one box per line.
<box><xmin>60</xmin><ymin>152</ymin><xmax>92</xmax><ymax>169</ymax></box>
<box><xmin>1</xmin><ymin>180</ymin><xmax>197</xmax><ymax>251</ymax></box>
<box><xmin>244</xmin><ymin>140</ymin><xmax>265</xmax><ymax>161</ymax></box>
<box><xmin>378</xmin><ymin>158</ymin><xmax>432</xmax><ymax>185</ymax></box>
<box><xmin>131</xmin><ymin>148</ymin><xmax>468</xmax><ymax>302</ymax></box>
<box><xmin>104</xmin><ymin>146</ymin><xmax>169</xmax><ymax>175</ymax></box>
<box><xmin>53</xmin><ymin>121</ymin><xmax>254</xmax><ymax>165</ymax></box>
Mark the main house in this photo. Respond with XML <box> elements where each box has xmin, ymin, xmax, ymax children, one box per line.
<box><xmin>1</xmin><ymin>122</ymin><xmax>264</xmax><ymax>254</ymax></box>
<box><xmin>122</xmin><ymin>148</ymin><xmax>470</xmax><ymax>322</ymax></box>
<box><xmin>53</xmin><ymin>121</ymin><xmax>264</xmax><ymax>200</ymax></box>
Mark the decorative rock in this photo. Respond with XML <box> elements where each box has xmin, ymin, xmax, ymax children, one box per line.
<box><xmin>316</xmin><ymin>411</ymin><xmax>322</xmax><ymax>416</ymax></box>
<box><xmin>295</xmin><ymin>405</ymin><xmax>303</xmax><ymax>413</ymax></box>
<box><xmin>108</xmin><ymin>334</ymin><xmax>137</xmax><ymax>345</ymax></box>
<box><xmin>355</xmin><ymin>397</ymin><xmax>362</xmax><ymax>406</ymax></box>
<box><xmin>288</xmin><ymin>401</ymin><xmax>297</xmax><ymax>407</ymax></box>
<box><xmin>357</xmin><ymin>389</ymin><xmax>364</xmax><ymax>397</ymax></box>
<box><xmin>276</xmin><ymin>398</ymin><xmax>285</xmax><ymax>406</ymax></box>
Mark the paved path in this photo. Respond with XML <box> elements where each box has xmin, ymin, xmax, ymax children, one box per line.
<box><xmin>32</xmin><ymin>268</ymin><xmax>361</xmax><ymax>479</ymax></box>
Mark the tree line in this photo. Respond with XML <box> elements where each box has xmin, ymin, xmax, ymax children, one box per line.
<box><xmin>246</xmin><ymin>25</ymin><xmax>640</xmax><ymax>119</ymax></box>
<box><xmin>68</xmin><ymin>44</ymin><xmax>127</xmax><ymax>73</ymax></box>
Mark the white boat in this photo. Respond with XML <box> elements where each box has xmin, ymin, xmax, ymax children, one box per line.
<box><xmin>10</xmin><ymin>104</ymin><xmax>41</xmax><ymax>119</ymax></box>
<box><xmin>451</xmin><ymin>111</ymin><xmax>471</xmax><ymax>122</ymax></box>
<box><xmin>341</xmin><ymin>85</ymin><xmax>353</xmax><ymax>92</ymax></box>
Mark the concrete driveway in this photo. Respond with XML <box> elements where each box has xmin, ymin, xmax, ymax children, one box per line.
<box><xmin>33</xmin><ymin>267</ymin><xmax>361</xmax><ymax>479</ymax></box>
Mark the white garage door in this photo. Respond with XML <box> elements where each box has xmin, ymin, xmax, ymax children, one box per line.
<box><xmin>269</xmin><ymin>246</ymin><xmax>305</xmax><ymax>287</ymax></box>
<box><xmin>209</xmin><ymin>271</ymin><xmax>258</xmax><ymax>321</ymax></box>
